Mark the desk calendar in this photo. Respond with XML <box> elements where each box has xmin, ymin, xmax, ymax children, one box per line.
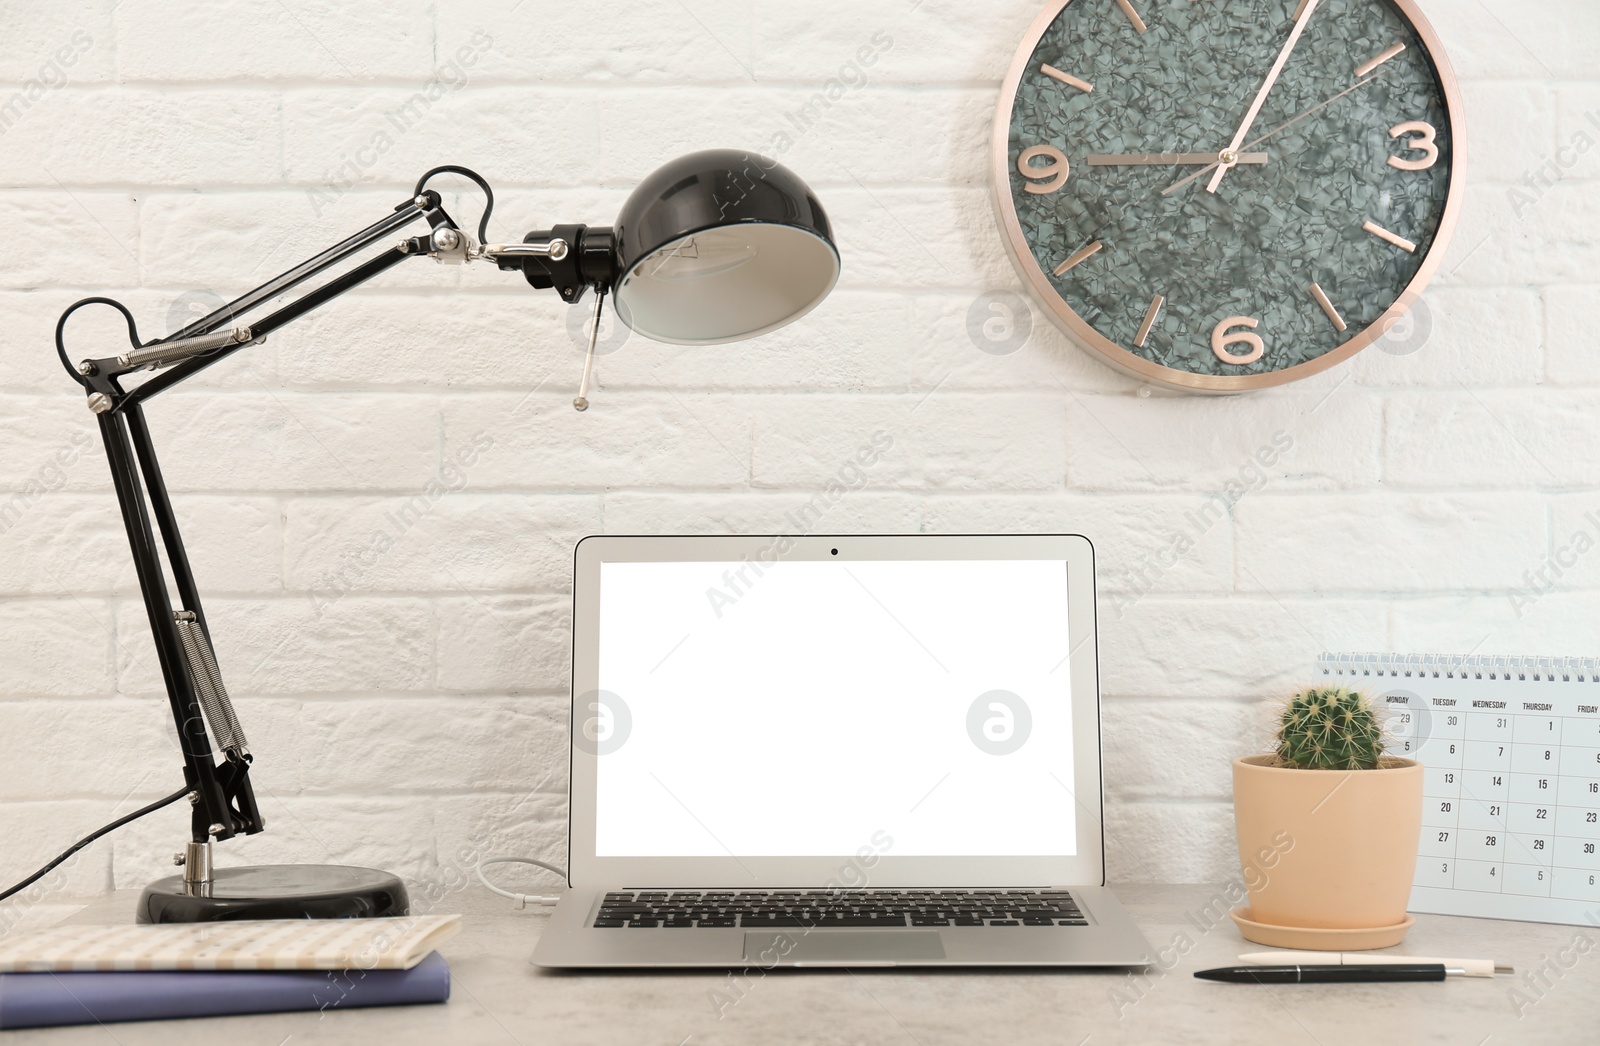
<box><xmin>1317</xmin><ymin>653</ymin><xmax>1600</xmax><ymax>927</ymax></box>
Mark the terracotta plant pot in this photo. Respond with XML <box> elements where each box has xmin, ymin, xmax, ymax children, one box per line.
<box><xmin>1231</xmin><ymin>755</ymin><xmax>1423</xmax><ymax>947</ymax></box>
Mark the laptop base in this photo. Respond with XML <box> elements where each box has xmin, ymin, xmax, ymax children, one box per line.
<box><xmin>532</xmin><ymin>885</ymin><xmax>1152</xmax><ymax>969</ymax></box>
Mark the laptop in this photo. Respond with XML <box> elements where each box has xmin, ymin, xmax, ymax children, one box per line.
<box><xmin>532</xmin><ymin>534</ymin><xmax>1154</xmax><ymax>968</ymax></box>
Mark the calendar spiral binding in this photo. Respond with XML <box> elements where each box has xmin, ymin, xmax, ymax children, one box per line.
<box><xmin>1316</xmin><ymin>652</ymin><xmax>1600</xmax><ymax>684</ymax></box>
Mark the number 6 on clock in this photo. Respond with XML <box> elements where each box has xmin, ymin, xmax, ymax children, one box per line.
<box><xmin>1212</xmin><ymin>316</ymin><xmax>1265</xmax><ymax>365</ymax></box>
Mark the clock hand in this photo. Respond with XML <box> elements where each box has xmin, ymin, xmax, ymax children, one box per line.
<box><xmin>1087</xmin><ymin>152</ymin><xmax>1268</xmax><ymax>166</ymax></box>
<box><xmin>1206</xmin><ymin>0</ymin><xmax>1321</xmax><ymax>194</ymax></box>
<box><xmin>1159</xmin><ymin>70</ymin><xmax>1385</xmax><ymax>197</ymax></box>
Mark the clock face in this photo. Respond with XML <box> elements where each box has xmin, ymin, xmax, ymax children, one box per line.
<box><xmin>994</xmin><ymin>0</ymin><xmax>1464</xmax><ymax>391</ymax></box>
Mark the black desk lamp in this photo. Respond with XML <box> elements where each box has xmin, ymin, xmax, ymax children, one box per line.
<box><xmin>49</xmin><ymin>150</ymin><xmax>838</xmax><ymax>923</ymax></box>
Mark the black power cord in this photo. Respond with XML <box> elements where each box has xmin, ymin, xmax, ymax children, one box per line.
<box><xmin>55</xmin><ymin>295</ymin><xmax>144</xmax><ymax>389</ymax></box>
<box><xmin>413</xmin><ymin>165</ymin><xmax>494</xmax><ymax>245</ymax></box>
<box><xmin>0</xmin><ymin>786</ymin><xmax>191</xmax><ymax>904</ymax></box>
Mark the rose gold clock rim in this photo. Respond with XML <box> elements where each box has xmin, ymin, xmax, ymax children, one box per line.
<box><xmin>990</xmin><ymin>0</ymin><xmax>1467</xmax><ymax>395</ymax></box>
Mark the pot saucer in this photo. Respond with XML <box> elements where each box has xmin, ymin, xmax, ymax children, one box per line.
<box><xmin>1229</xmin><ymin>907</ymin><xmax>1415</xmax><ymax>950</ymax></box>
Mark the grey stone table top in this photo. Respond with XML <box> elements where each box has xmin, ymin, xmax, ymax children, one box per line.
<box><xmin>5</xmin><ymin>884</ymin><xmax>1592</xmax><ymax>1045</ymax></box>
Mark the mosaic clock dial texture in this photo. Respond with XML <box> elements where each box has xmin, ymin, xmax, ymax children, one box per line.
<box><xmin>1000</xmin><ymin>0</ymin><xmax>1456</xmax><ymax>385</ymax></box>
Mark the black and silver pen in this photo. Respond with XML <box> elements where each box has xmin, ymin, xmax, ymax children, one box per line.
<box><xmin>1195</xmin><ymin>963</ymin><xmax>1457</xmax><ymax>983</ymax></box>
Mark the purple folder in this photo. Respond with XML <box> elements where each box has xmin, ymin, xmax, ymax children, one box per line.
<box><xmin>0</xmin><ymin>950</ymin><xmax>449</xmax><ymax>1029</ymax></box>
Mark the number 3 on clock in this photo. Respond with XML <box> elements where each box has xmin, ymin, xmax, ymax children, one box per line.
<box><xmin>1387</xmin><ymin>121</ymin><xmax>1439</xmax><ymax>171</ymax></box>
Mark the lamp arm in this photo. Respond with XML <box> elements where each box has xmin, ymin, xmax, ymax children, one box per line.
<box><xmin>63</xmin><ymin>190</ymin><xmax>452</xmax><ymax>409</ymax></box>
<box><xmin>51</xmin><ymin>178</ymin><xmax>496</xmax><ymax>849</ymax></box>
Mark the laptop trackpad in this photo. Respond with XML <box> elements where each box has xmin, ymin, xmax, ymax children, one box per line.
<box><xmin>743</xmin><ymin>931</ymin><xmax>945</xmax><ymax>965</ymax></box>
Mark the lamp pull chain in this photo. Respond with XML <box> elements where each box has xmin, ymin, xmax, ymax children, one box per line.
<box><xmin>573</xmin><ymin>287</ymin><xmax>605</xmax><ymax>412</ymax></box>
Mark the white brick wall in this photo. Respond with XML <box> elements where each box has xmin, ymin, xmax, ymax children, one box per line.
<box><xmin>1</xmin><ymin>0</ymin><xmax>1597</xmax><ymax>907</ymax></box>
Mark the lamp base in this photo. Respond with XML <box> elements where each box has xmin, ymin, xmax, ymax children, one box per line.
<box><xmin>137</xmin><ymin>864</ymin><xmax>408</xmax><ymax>924</ymax></box>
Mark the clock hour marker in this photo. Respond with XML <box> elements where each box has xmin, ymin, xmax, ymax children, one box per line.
<box><xmin>1212</xmin><ymin>316</ymin><xmax>1265</xmax><ymax>366</ymax></box>
<box><xmin>1053</xmin><ymin>240</ymin><xmax>1103</xmax><ymax>277</ymax></box>
<box><xmin>1387</xmin><ymin>120</ymin><xmax>1440</xmax><ymax>171</ymax></box>
<box><xmin>1308</xmin><ymin>283</ymin><xmax>1348</xmax><ymax>332</ymax></box>
<box><xmin>1134</xmin><ymin>294</ymin><xmax>1165</xmax><ymax>348</ymax></box>
<box><xmin>1355</xmin><ymin>42</ymin><xmax>1407</xmax><ymax>78</ymax></box>
<box><xmin>1041</xmin><ymin>64</ymin><xmax>1094</xmax><ymax>93</ymax></box>
<box><xmin>1113</xmin><ymin>0</ymin><xmax>1148</xmax><ymax>34</ymax></box>
<box><xmin>1363</xmin><ymin>220</ymin><xmax>1417</xmax><ymax>254</ymax></box>
<box><xmin>1018</xmin><ymin>144</ymin><xmax>1071</xmax><ymax>194</ymax></box>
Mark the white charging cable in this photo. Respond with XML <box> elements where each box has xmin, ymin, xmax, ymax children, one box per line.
<box><xmin>475</xmin><ymin>855</ymin><xmax>565</xmax><ymax>909</ymax></box>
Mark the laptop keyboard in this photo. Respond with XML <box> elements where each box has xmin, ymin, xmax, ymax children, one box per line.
<box><xmin>593</xmin><ymin>889</ymin><xmax>1086</xmax><ymax>928</ymax></box>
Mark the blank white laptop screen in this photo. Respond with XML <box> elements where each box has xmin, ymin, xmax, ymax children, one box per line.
<box><xmin>593</xmin><ymin>559</ymin><xmax>1075</xmax><ymax>858</ymax></box>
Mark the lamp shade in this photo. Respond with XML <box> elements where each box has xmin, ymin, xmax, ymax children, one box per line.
<box><xmin>610</xmin><ymin>150</ymin><xmax>839</xmax><ymax>345</ymax></box>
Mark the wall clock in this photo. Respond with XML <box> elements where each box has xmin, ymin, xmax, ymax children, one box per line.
<box><xmin>993</xmin><ymin>0</ymin><xmax>1464</xmax><ymax>392</ymax></box>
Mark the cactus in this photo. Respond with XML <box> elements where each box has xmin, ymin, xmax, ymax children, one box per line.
<box><xmin>1276</xmin><ymin>685</ymin><xmax>1386</xmax><ymax>771</ymax></box>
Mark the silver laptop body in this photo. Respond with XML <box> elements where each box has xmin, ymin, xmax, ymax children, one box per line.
<box><xmin>532</xmin><ymin>534</ymin><xmax>1153</xmax><ymax>968</ymax></box>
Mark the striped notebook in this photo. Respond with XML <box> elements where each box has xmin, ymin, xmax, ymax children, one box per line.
<box><xmin>0</xmin><ymin>914</ymin><xmax>460</xmax><ymax>972</ymax></box>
